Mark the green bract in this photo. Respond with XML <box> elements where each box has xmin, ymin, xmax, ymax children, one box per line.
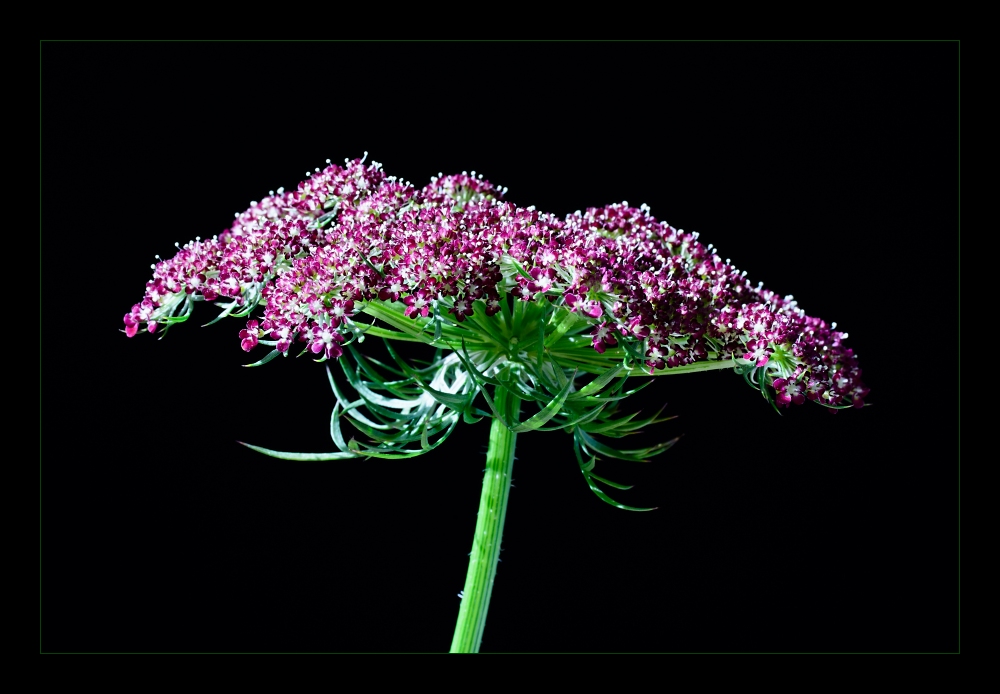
<box><xmin>241</xmin><ymin>293</ymin><xmax>687</xmax><ymax>510</ymax></box>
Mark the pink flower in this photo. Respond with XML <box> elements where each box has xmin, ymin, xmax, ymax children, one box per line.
<box><xmin>564</xmin><ymin>293</ymin><xmax>603</xmax><ymax>319</ymax></box>
<box><xmin>240</xmin><ymin>320</ymin><xmax>260</xmax><ymax>352</ymax></box>
<box><xmin>310</xmin><ymin>324</ymin><xmax>345</xmax><ymax>360</ymax></box>
<box><xmin>591</xmin><ymin>322</ymin><xmax>619</xmax><ymax>354</ymax></box>
<box><xmin>121</xmin><ymin>155</ymin><xmax>868</xmax><ymax>409</ymax></box>
<box><xmin>773</xmin><ymin>377</ymin><xmax>806</xmax><ymax>407</ymax></box>
<box><xmin>403</xmin><ymin>290</ymin><xmax>432</xmax><ymax>319</ymax></box>
<box><xmin>449</xmin><ymin>295</ymin><xmax>475</xmax><ymax>323</ymax></box>
<box><xmin>744</xmin><ymin>339</ymin><xmax>771</xmax><ymax>368</ymax></box>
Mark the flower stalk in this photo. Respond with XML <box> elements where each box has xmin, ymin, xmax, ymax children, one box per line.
<box><xmin>450</xmin><ymin>387</ymin><xmax>520</xmax><ymax>654</ymax></box>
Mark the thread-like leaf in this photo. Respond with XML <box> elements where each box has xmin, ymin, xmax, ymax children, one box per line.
<box><xmin>576</xmin><ymin>427</ymin><xmax>679</xmax><ymax>463</ymax></box>
<box><xmin>544</xmin><ymin>308</ymin><xmax>581</xmax><ymax>349</ymax></box>
<box><xmin>567</xmin><ymin>364</ymin><xmax>624</xmax><ymax>401</ymax></box>
<box><xmin>510</xmin><ymin>371</ymin><xmax>576</xmax><ymax>433</ymax></box>
<box><xmin>237</xmin><ymin>441</ymin><xmax>358</xmax><ymax>461</ymax></box>
<box><xmin>243</xmin><ymin>348</ymin><xmax>283</xmax><ymax>368</ymax></box>
<box><xmin>582</xmin><ymin>475</ymin><xmax>657</xmax><ymax>512</ymax></box>
<box><xmin>587</xmin><ymin>472</ymin><xmax>634</xmax><ymax>490</ymax></box>
<box><xmin>201</xmin><ymin>299</ymin><xmax>241</xmax><ymax>327</ymax></box>
<box><xmin>573</xmin><ymin>441</ymin><xmax>656</xmax><ymax>511</ymax></box>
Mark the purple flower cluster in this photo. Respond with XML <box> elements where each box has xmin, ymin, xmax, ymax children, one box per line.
<box><xmin>124</xmin><ymin>155</ymin><xmax>869</xmax><ymax>409</ymax></box>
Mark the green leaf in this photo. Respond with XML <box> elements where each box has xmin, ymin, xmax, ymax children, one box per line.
<box><xmin>576</xmin><ymin>427</ymin><xmax>679</xmax><ymax>463</ymax></box>
<box><xmin>582</xmin><ymin>475</ymin><xmax>657</xmax><ymax>512</ymax></box>
<box><xmin>232</xmin><ymin>291</ymin><xmax>262</xmax><ymax>317</ymax></box>
<box><xmin>201</xmin><ymin>299</ymin><xmax>240</xmax><ymax>327</ymax></box>
<box><xmin>159</xmin><ymin>298</ymin><xmax>194</xmax><ymax>324</ymax></box>
<box><xmin>612</xmin><ymin>406</ymin><xmax>676</xmax><ymax>433</ymax></box>
<box><xmin>534</xmin><ymin>316</ymin><xmax>546</xmax><ymax>369</ymax></box>
<box><xmin>617</xmin><ymin>336</ymin><xmax>647</xmax><ymax>364</ymax></box>
<box><xmin>508</xmin><ymin>256</ymin><xmax>535</xmax><ymax>282</ymax></box>
<box><xmin>349</xmin><ymin>344</ymin><xmax>409</xmax><ymax>380</ymax></box>
<box><xmin>543</xmin><ymin>308</ymin><xmax>581</xmax><ymax>349</ymax></box>
<box><xmin>466</xmin><ymin>300</ymin><xmax>509</xmax><ymax>348</ymax></box>
<box><xmin>814</xmin><ymin>398</ymin><xmax>857</xmax><ymax>411</ymax></box>
<box><xmin>243</xmin><ymin>348</ymin><xmax>282</xmax><ymax>368</ymax></box>
<box><xmin>420</xmin><ymin>416</ymin><xmax>431</xmax><ymax>451</ymax></box>
<box><xmin>571</xmin><ymin>379</ymin><xmax>653</xmax><ymax>406</ymax></box>
<box><xmin>341</xmin><ymin>357</ymin><xmax>418</xmax><ymax>410</ymax></box>
<box><xmin>496</xmin><ymin>368</ymin><xmax>548</xmax><ymax>404</ymax></box>
<box><xmin>510</xmin><ymin>370</ymin><xmax>576</xmax><ymax>433</ymax></box>
<box><xmin>360</xmin><ymin>301</ymin><xmax>433</xmax><ymax>341</ymax></box>
<box><xmin>583</xmin><ymin>405</ymin><xmax>676</xmax><ymax>437</ymax></box>
<box><xmin>534</xmin><ymin>401</ymin><xmax>609</xmax><ymax>431</ymax></box>
<box><xmin>329</xmin><ymin>402</ymin><xmax>353</xmax><ymax>451</ymax></box>
<box><xmin>451</xmin><ymin>339</ymin><xmax>502</xmax><ymax>387</ymax></box>
<box><xmin>567</xmin><ymin>365</ymin><xmax>623</xmax><ymax>401</ymax></box>
<box><xmin>433</xmin><ymin>304</ymin><xmax>443</xmax><ymax>341</ymax></box>
<box><xmin>573</xmin><ymin>443</ymin><xmax>656</xmax><ymax>511</ymax></box>
<box><xmin>760</xmin><ymin>378</ymin><xmax>783</xmax><ymax>416</ymax></box>
<box><xmin>360</xmin><ymin>324</ymin><xmax>428</xmax><ymax>343</ymax></box>
<box><xmin>344</xmin><ymin>417</ymin><xmax>462</xmax><ymax>459</ymax></box>
<box><xmin>579</xmin><ymin>409</ymin><xmax>642</xmax><ymax>435</ymax></box>
<box><xmin>497</xmin><ymin>288</ymin><xmax>513</xmax><ymax>330</ymax></box>
<box><xmin>587</xmin><ymin>472</ymin><xmax>634</xmax><ymax>490</ymax></box>
<box><xmin>237</xmin><ymin>441</ymin><xmax>359</xmax><ymax>461</ymax></box>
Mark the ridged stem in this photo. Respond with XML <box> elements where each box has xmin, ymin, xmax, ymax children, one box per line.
<box><xmin>449</xmin><ymin>387</ymin><xmax>520</xmax><ymax>653</ymax></box>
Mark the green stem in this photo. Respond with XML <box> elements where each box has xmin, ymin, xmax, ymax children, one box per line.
<box><xmin>450</xmin><ymin>387</ymin><xmax>521</xmax><ymax>653</ymax></box>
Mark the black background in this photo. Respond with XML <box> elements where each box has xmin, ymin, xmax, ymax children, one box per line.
<box><xmin>41</xmin><ymin>42</ymin><xmax>959</xmax><ymax>653</ymax></box>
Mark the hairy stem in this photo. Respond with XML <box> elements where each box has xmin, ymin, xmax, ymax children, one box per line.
<box><xmin>450</xmin><ymin>387</ymin><xmax>521</xmax><ymax>653</ymax></box>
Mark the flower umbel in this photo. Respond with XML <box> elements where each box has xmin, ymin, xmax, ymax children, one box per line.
<box><xmin>121</xmin><ymin>153</ymin><xmax>870</xmax><ymax>653</ymax></box>
<box><xmin>124</xmin><ymin>153</ymin><xmax>869</xmax><ymax>416</ymax></box>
